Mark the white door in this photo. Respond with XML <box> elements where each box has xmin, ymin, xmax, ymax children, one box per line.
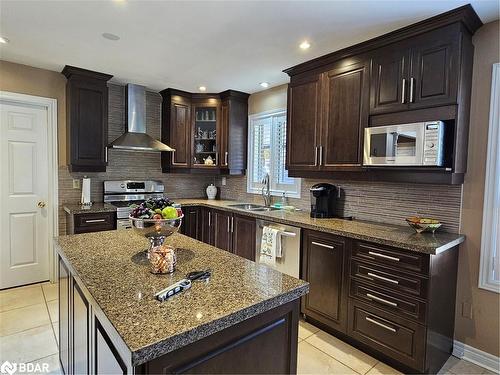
<box><xmin>0</xmin><ymin>100</ymin><xmax>49</xmax><ymax>289</ymax></box>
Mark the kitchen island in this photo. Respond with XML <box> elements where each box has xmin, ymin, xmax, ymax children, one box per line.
<box><xmin>55</xmin><ymin>230</ymin><xmax>308</xmax><ymax>374</ymax></box>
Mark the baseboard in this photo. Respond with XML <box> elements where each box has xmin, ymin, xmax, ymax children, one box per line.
<box><xmin>453</xmin><ymin>340</ymin><xmax>500</xmax><ymax>374</ymax></box>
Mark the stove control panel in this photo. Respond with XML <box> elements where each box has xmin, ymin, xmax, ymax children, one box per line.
<box><xmin>104</xmin><ymin>180</ymin><xmax>164</xmax><ymax>194</ymax></box>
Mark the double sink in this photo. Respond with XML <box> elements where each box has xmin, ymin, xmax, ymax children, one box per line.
<box><xmin>227</xmin><ymin>203</ymin><xmax>281</xmax><ymax>212</ymax></box>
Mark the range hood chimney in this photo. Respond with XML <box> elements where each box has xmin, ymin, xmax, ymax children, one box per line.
<box><xmin>108</xmin><ymin>84</ymin><xmax>174</xmax><ymax>152</ymax></box>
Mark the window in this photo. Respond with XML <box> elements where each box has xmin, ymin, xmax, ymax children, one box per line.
<box><xmin>479</xmin><ymin>63</ymin><xmax>500</xmax><ymax>293</ymax></box>
<box><xmin>247</xmin><ymin>109</ymin><xmax>301</xmax><ymax>198</ymax></box>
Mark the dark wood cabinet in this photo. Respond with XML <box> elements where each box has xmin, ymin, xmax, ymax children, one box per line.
<box><xmin>232</xmin><ymin>214</ymin><xmax>256</xmax><ymax>261</ymax></box>
<box><xmin>284</xmin><ymin>5</ymin><xmax>481</xmax><ymax>184</ymax></box>
<box><xmin>62</xmin><ymin>66</ymin><xmax>112</xmax><ymax>172</ymax></box>
<box><xmin>369</xmin><ymin>43</ymin><xmax>409</xmax><ymax>115</ymax></box>
<box><xmin>200</xmin><ymin>207</ymin><xmax>215</xmax><ymax>245</ymax></box>
<box><xmin>214</xmin><ymin>210</ymin><xmax>233</xmax><ymax>252</ymax></box>
<box><xmin>301</xmin><ymin>230</ymin><xmax>348</xmax><ymax>333</ymax></box>
<box><xmin>73</xmin><ymin>282</ymin><xmax>89</xmax><ymax>374</ymax></box>
<box><xmin>160</xmin><ymin>89</ymin><xmax>249</xmax><ymax>175</ymax></box>
<box><xmin>95</xmin><ymin>318</ymin><xmax>127</xmax><ymax>374</ymax></box>
<box><xmin>59</xmin><ymin>257</ymin><xmax>70</xmax><ymax>375</ymax></box>
<box><xmin>321</xmin><ymin>60</ymin><xmax>369</xmax><ymax>168</ymax></box>
<box><xmin>66</xmin><ymin>211</ymin><xmax>116</xmax><ymax>235</ymax></box>
<box><xmin>182</xmin><ymin>207</ymin><xmax>200</xmax><ymax>240</ymax></box>
<box><xmin>287</xmin><ymin>76</ymin><xmax>321</xmax><ymax>171</ymax></box>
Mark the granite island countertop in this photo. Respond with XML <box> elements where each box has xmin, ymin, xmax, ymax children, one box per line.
<box><xmin>174</xmin><ymin>199</ymin><xmax>465</xmax><ymax>254</ymax></box>
<box><xmin>63</xmin><ymin>202</ymin><xmax>116</xmax><ymax>214</ymax></box>
<box><xmin>55</xmin><ymin>230</ymin><xmax>308</xmax><ymax>365</ymax></box>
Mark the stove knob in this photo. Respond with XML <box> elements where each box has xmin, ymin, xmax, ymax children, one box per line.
<box><xmin>120</xmin><ymin>183</ymin><xmax>125</xmax><ymax>188</ymax></box>
<box><xmin>426</xmin><ymin>142</ymin><xmax>435</xmax><ymax>149</ymax></box>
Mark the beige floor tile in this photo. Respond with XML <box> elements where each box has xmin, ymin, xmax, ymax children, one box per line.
<box><xmin>298</xmin><ymin>341</ymin><xmax>358</xmax><ymax>375</ymax></box>
<box><xmin>0</xmin><ymin>324</ymin><xmax>58</xmax><ymax>364</ymax></box>
<box><xmin>366</xmin><ymin>362</ymin><xmax>403</xmax><ymax>375</ymax></box>
<box><xmin>445</xmin><ymin>357</ymin><xmax>490</xmax><ymax>374</ymax></box>
<box><xmin>41</xmin><ymin>282</ymin><xmax>59</xmax><ymax>302</ymax></box>
<box><xmin>298</xmin><ymin>320</ymin><xmax>320</xmax><ymax>340</ymax></box>
<box><xmin>0</xmin><ymin>303</ymin><xmax>50</xmax><ymax>336</ymax></box>
<box><xmin>29</xmin><ymin>353</ymin><xmax>62</xmax><ymax>375</ymax></box>
<box><xmin>47</xmin><ymin>300</ymin><xmax>58</xmax><ymax>323</ymax></box>
<box><xmin>306</xmin><ymin>330</ymin><xmax>378</xmax><ymax>374</ymax></box>
<box><xmin>0</xmin><ymin>284</ymin><xmax>45</xmax><ymax>312</ymax></box>
<box><xmin>52</xmin><ymin>322</ymin><xmax>59</xmax><ymax>344</ymax></box>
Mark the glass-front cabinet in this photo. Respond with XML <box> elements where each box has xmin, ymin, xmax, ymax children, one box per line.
<box><xmin>192</xmin><ymin>101</ymin><xmax>220</xmax><ymax>168</ymax></box>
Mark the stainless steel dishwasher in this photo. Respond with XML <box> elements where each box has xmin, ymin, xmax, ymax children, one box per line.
<box><xmin>255</xmin><ymin>219</ymin><xmax>301</xmax><ymax>278</ymax></box>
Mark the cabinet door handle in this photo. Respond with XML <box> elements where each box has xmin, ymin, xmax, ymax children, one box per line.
<box><xmin>231</xmin><ymin>217</ymin><xmax>234</xmax><ymax>233</ymax></box>
<box><xmin>368</xmin><ymin>251</ymin><xmax>400</xmax><ymax>262</ymax></box>
<box><xmin>215</xmin><ymin>152</ymin><xmax>219</xmax><ymax>166</ymax></box>
<box><xmin>367</xmin><ymin>272</ymin><xmax>399</xmax><ymax>285</ymax></box>
<box><xmin>366</xmin><ymin>293</ymin><xmax>398</xmax><ymax>307</ymax></box>
<box><xmin>105</xmin><ymin>147</ymin><xmax>108</xmax><ymax>163</ymax></box>
<box><xmin>208</xmin><ymin>212</ymin><xmax>211</xmax><ymax>227</ymax></box>
<box><xmin>409</xmin><ymin>77</ymin><xmax>415</xmax><ymax>103</ymax></box>
<box><xmin>365</xmin><ymin>316</ymin><xmax>397</xmax><ymax>332</ymax></box>
<box><xmin>311</xmin><ymin>241</ymin><xmax>334</xmax><ymax>250</ymax></box>
<box><xmin>314</xmin><ymin>146</ymin><xmax>318</xmax><ymax>166</ymax></box>
<box><xmin>225</xmin><ymin>151</ymin><xmax>228</xmax><ymax>166</ymax></box>
<box><xmin>401</xmin><ymin>78</ymin><xmax>406</xmax><ymax>104</ymax></box>
<box><xmin>227</xmin><ymin>216</ymin><xmax>230</xmax><ymax>232</ymax></box>
<box><xmin>319</xmin><ymin>146</ymin><xmax>323</xmax><ymax>166</ymax></box>
<box><xmin>85</xmin><ymin>219</ymin><xmax>106</xmax><ymax>223</ymax></box>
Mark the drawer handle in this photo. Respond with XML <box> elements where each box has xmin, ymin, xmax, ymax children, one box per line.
<box><xmin>312</xmin><ymin>241</ymin><xmax>334</xmax><ymax>250</ymax></box>
<box><xmin>366</xmin><ymin>293</ymin><xmax>398</xmax><ymax>307</ymax></box>
<box><xmin>365</xmin><ymin>316</ymin><xmax>397</xmax><ymax>332</ymax></box>
<box><xmin>85</xmin><ymin>219</ymin><xmax>106</xmax><ymax>223</ymax></box>
<box><xmin>368</xmin><ymin>251</ymin><xmax>400</xmax><ymax>262</ymax></box>
<box><xmin>367</xmin><ymin>272</ymin><xmax>399</xmax><ymax>285</ymax></box>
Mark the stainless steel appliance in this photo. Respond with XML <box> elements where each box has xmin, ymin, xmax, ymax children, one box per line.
<box><xmin>255</xmin><ymin>220</ymin><xmax>301</xmax><ymax>278</ymax></box>
<box><xmin>310</xmin><ymin>183</ymin><xmax>339</xmax><ymax>218</ymax></box>
<box><xmin>103</xmin><ymin>180</ymin><xmax>165</xmax><ymax>230</ymax></box>
<box><xmin>363</xmin><ymin>121</ymin><xmax>445</xmax><ymax>166</ymax></box>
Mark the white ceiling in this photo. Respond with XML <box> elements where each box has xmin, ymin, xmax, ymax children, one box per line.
<box><xmin>0</xmin><ymin>1</ymin><xmax>498</xmax><ymax>94</ymax></box>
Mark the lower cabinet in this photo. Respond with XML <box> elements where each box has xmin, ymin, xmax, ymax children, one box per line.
<box><xmin>182</xmin><ymin>206</ymin><xmax>256</xmax><ymax>261</ymax></box>
<box><xmin>301</xmin><ymin>230</ymin><xmax>348</xmax><ymax>333</ymax></box>
<box><xmin>58</xmin><ymin>255</ymin><xmax>127</xmax><ymax>374</ymax></box>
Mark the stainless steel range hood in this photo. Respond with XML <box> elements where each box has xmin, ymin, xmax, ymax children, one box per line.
<box><xmin>108</xmin><ymin>84</ymin><xmax>174</xmax><ymax>152</ymax></box>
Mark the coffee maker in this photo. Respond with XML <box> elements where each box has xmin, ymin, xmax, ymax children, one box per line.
<box><xmin>310</xmin><ymin>183</ymin><xmax>339</xmax><ymax>218</ymax></box>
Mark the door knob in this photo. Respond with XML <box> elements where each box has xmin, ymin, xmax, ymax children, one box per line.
<box><xmin>37</xmin><ymin>201</ymin><xmax>46</xmax><ymax>208</ymax></box>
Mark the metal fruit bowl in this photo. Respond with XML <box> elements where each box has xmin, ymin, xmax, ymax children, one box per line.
<box><xmin>405</xmin><ymin>217</ymin><xmax>442</xmax><ymax>234</ymax></box>
<box><xmin>130</xmin><ymin>215</ymin><xmax>183</xmax><ymax>239</ymax></box>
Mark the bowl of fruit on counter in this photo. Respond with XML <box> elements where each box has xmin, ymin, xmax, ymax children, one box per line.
<box><xmin>129</xmin><ymin>198</ymin><xmax>184</xmax><ymax>239</ymax></box>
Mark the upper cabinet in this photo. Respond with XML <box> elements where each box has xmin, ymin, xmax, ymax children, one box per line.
<box><xmin>160</xmin><ymin>89</ymin><xmax>249</xmax><ymax>175</ymax></box>
<box><xmin>370</xmin><ymin>25</ymin><xmax>460</xmax><ymax>114</ymax></box>
<box><xmin>284</xmin><ymin>5</ymin><xmax>482</xmax><ymax>184</ymax></box>
<box><xmin>62</xmin><ymin>66</ymin><xmax>113</xmax><ymax>172</ymax></box>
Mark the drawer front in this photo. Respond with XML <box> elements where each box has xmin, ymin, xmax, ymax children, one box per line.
<box><xmin>350</xmin><ymin>279</ymin><xmax>426</xmax><ymax>322</ymax></box>
<box><xmin>74</xmin><ymin>212</ymin><xmax>116</xmax><ymax>233</ymax></box>
<box><xmin>348</xmin><ymin>299</ymin><xmax>425</xmax><ymax>371</ymax></box>
<box><xmin>351</xmin><ymin>259</ymin><xmax>428</xmax><ymax>298</ymax></box>
<box><xmin>352</xmin><ymin>241</ymin><xmax>429</xmax><ymax>275</ymax></box>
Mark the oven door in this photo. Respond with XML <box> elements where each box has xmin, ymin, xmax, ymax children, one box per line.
<box><xmin>117</xmin><ymin>218</ymin><xmax>132</xmax><ymax>230</ymax></box>
<box><xmin>363</xmin><ymin>123</ymin><xmax>425</xmax><ymax>166</ymax></box>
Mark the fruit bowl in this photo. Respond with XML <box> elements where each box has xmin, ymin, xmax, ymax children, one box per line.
<box><xmin>130</xmin><ymin>215</ymin><xmax>184</xmax><ymax>239</ymax></box>
<box><xmin>405</xmin><ymin>217</ymin><xmax>442</xmax><ymax>234</ymax></box>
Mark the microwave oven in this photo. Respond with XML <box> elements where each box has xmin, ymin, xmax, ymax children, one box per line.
<box><xmin>363</xmin><ymin>121</ymin><xmax>445</xmax><ymax>167</ymax></box>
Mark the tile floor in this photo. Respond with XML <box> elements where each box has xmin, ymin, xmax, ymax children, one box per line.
<box><xmin>0</xmin><ymin>282</ymin><xmax>494</xmax><ymax>375</ymax></box>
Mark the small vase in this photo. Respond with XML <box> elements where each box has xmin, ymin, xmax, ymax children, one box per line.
<box><xmin>206</xmin><ymin>184</ymin><xmax>217</xmax><ymax>200</ymax></box>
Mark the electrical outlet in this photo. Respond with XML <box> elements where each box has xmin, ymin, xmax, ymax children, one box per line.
<box><xmin>72</xmin><ymin>179</ymin><xmax>81</xmax><ymax>189</ymax></box>
<box><xmin>462</xmin><ymin>302</ymin><xmax>472</xmax><ymax>319</ymax></box>
<box><xmin>221</xmin><ymin>177</ymin><xmax>226</xmax><ymax>186</ymax></box>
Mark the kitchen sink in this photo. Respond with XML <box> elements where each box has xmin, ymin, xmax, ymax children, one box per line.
<box><xmin>227</xmin><ymin>203</ymin><xmax>281</xmax><ymax>211</ymax></box>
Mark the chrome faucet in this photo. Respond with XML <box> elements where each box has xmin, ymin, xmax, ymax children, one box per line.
<box><xmin>261</xmin><ymin>173</ymin><xmax>271</xmax><ymax>207</ymax></box>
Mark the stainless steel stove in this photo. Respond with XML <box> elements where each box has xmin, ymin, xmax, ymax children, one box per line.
<box><xmin>103</xmin><ymin>180</ymin><xmax>165</xmax><ymax>230</ymax></box>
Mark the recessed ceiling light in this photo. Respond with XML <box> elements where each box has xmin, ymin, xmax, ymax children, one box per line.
<box><xmin>102</xmin><ymin>33</ymin><xmax>120</xmax><ymax>41</ymax></box>
<box><xmin>260</xmin><ymin>82</ymin><xmax>270</xmax><ymax>88</ymax></box>
<box><xmin>299</xmin><ymin>40</ymin><xmax>311</xmax><ymax>50</ymax></box>
<box><xmin>0</xmin><ymin>36</ymin><xmax>9</xmax><ymax>44</ymax></box>
<box><xmin>199</xmin><ymin>86</ymin><xmax>207</xmax><ymax>92</ymax></box>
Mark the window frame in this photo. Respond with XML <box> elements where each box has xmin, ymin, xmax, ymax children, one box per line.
<box><xmin>247</xmin><ymin>109</ymin><xmax>301</xmax><ymax>198</ymax></box>
<box><xmin>478</xmin><ymin>63</ymin><xmax>500</xmax><ymax>293</ymax></box>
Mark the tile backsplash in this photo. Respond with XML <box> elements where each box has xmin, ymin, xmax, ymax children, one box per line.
<box><xmin>59</xmin><ymin>83</ymin><xmax>463</xmax><ymax>235</ymax></box>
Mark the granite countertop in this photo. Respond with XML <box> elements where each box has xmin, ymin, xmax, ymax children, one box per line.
<box><xmin>174</xmin><ymin>199</ymin><xmax>465</xmax><ymax>254</ymax></box>
<box><xmin>63</xmin><ymin>202</ymin><xmax>116</xmax><ymax>214</ymax></box>
<box><xmin>55</xmin><ymin>230</ymin><xmax>308</xmax><ymax>365</ymax></box>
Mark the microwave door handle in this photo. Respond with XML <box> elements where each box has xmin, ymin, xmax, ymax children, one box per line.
<box><xmin>390</xmin><ymin>132</ymin><xmax>399</xmax><ymax>158</ymax></box>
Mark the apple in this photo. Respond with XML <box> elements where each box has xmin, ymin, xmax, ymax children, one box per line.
<box><xmin>162</xmin><ymin>206</ymin><xmax>178</xmax><ymax>219</ymax></box>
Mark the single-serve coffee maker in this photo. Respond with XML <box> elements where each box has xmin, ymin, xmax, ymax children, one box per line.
<box><xmin>310</xmin><ymin>183</ymin><xmax>340</xmax><ymax>218</ymax></box>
